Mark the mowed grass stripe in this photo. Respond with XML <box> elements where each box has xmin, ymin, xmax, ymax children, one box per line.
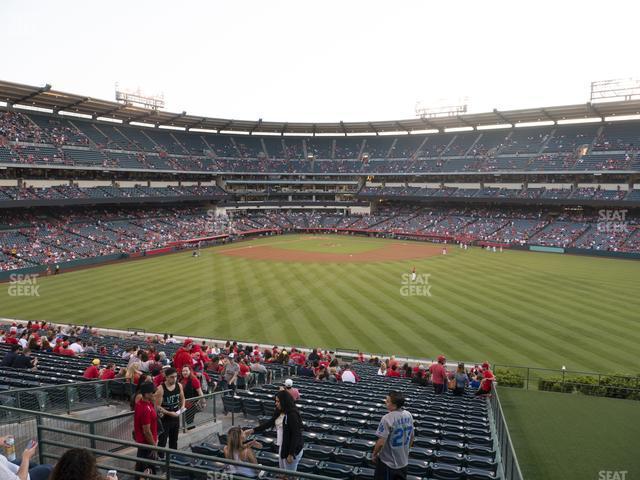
<box><xmin>2</xmin><ymin>236</ymin><xmax>639</xmax><ymax>373</ymax></box>
<box><xmin>433</xmin><ymin>262</ymin><xmax>632</xmax><ymax>370</ymax></box>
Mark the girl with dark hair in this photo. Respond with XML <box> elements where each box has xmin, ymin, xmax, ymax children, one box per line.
<box><xmin>246</xmin><ymin>390</ymin><xmax>304</xmax><ymax>473</ymax></box>
<box><xmin>49</xmin><ymin>448</ymin><xmax>115</xmax><ymax>480</ymax></box>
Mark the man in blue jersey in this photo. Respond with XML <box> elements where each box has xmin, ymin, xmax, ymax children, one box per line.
<box><xmin>372</xmin><ymin>391</ymin><xmax>414</xmax><ymax>480</ymax></box>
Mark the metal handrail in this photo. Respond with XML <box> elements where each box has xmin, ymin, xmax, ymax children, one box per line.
<box><xmin>490</xmin><ymin>388</ymin><xmax>525</xmax><ymax>480</ymax></box>
<box><xmin>39</xmin><ymin>425</ymin><xmax>336</xmax><ymax>480</ymax></box>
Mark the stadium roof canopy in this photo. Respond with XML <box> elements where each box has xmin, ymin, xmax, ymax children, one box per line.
<box><xmin>2</xmin><ymin>79</ymin><xmax>640</xmax><ymax>135</ymax></box>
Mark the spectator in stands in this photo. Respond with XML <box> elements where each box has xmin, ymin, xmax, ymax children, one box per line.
<box><xmin>59</xmin><ymin>341</ymin><xmax>76</xmax><ymax>356</ymax></box>
<box><xmin>82</xmin><ymin>359</ymin><xmax>101</xmax><ymax>379</ymax></box>
<box><xmin>133</xmin><ymin>382</ymin><xmax>158</xmax><ymax>479</ymax></box>
<box><xmin>372</xmin><ymin>391</ymin><xmax>414</xmax><ymax>480</ymax></box>
<box><xmin>180</xmin><ymin>366</ymin><xmax>205</xmax><ymax>428</ymax></box>
<box><xmin>475</xmin><ymin>370</ymin><xmax>495</xmax><ymax>397</ymax></box>
<box><xmin>166</xmin><ymin>334</ymin><xmax>178</xmax><ymax>344</ymax></box>
<box><xmin>222</xmin><ymin>354</ymin><xmax>240</xmax><ymax>392</ymax></box>
<box><xmin>68</xmin><ymin>338</ymin><xmax>84</xmax><ymax>355</ymax></box>
<box><xmin>158</xmin><ymin>351</ymin><xmax>170</xmax><ymax>366</ymax></box>
<box><xmin>250</xmin><ymin>358</ymin><xmax>269</xmax><ymax>383</ymax></box>
<box><xmin>452</xmin><ymin>363</ymin><xmax>469</xmax><ymax>396</ymax></box>
<box><xmin>247</xmin><ymin>390</ymin><xmax>304</xmax><ymax>473</ymax></box>
<box><xmin>0</xmin><ymin>436</ymin><xmax>52</xmax><ymax>480</ymax></box>
<box><xmin>125</xmin><ymin>363</ymin><xmax>142</xmax><ymax>385</ymax></box>
<box><xmin>49</xmin><ymin>447</ymin><xmax>116</xmax><ymax>480</ymax></box>
<box><xmin>99</xmin><ymin>363</ymin><xmax>117</xmax><ymax>380</ymax></box>
<box><xmin>429</xmin><ymin>355</ymin><xmax>447</xmax><ymax>394</ymax></box>
<box><xmin>377</xmin><ymin>361</ymin><xmax>387</xmax><ymax>376</ymax></box>
<box><xmin>386</xmin><ymin>364</ymin><xmax>401</xmax><ymax>378</ymax></box>
<box><xmin>411</xmin><ymin>365</ymin><xmax>428</xmax><ymax>386</ymax></box>
<box><xmin>341</xmin><ymin>364</ymin><xmax>360</xmax><ymax>383</ymax></box>
<box><xmin>156</xmin><ymin>367</ymin><xmax>185</xmax><ymax>454</ymax></box>
<box><xmin>297</xmin><ymin>362</ymin><xmax>315</xmax><ymax>378</ymax></box>
<box><xmin>282</xmin><ymin>378</ymin><xmax>300</xmax><ymax>400</ymax></box>
<box><xmin>1</xmin><ymin>345</ymin><xmax>21</xmax><ymax>367</ymax></box>
<box><xmin>172</xmin><ymin>339</ymin><xmax>194</xmax><ymax>372</ymax></box>
<box><xmin>224</xmin><ymin>426</ymin><xmax>259</xmax><ymax>478</ymax></box>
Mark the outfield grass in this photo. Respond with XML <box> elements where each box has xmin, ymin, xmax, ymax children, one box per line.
<box><xmin>499</xmin><ymin>388</ymin><xmax>640</xmax><ymax>480</ymax></box>
<box><xmin>2</xmin><ymin>234</ymin><xmax>640</xmax><ymax>373</ymax></box>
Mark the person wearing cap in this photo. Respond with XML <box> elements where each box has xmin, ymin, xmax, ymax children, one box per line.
<box><xmin>82</xmin><ymin>359</ymin><xmax>101</xmax><ymax>379</ymax></box>
<box><xmin>429</xmin><ymin>355</ymin><xmax>447</xmax><ymax>394</ymax></box>
<box><xmin>172</xmin><ymin>340</ymin><xmax>194</xmax><ymax>373</ymax></box>
<box><xmin>134</xmin><ymin>381</ymin><xmax>158</xmax><ymax>478</ymax></box>
<box><xmin>282</xmin><ymin>379</ymin><xmax>300</xmax><ymax>400</ymax></box>
<box><xmin>59</xmin><ymin>341</ymin><xmax>76</xmax><ymax>357</ymax></box>
<box><xmin>475</xmin><ymin>370</ymin><xmax>495</xmax><ymax>397</ymax></box>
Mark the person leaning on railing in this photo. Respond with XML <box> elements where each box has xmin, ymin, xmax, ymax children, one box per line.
<box><xmin>0</xmin><ymin>436</ymin><xmax>52</xmax><ymax>480</ymax></box>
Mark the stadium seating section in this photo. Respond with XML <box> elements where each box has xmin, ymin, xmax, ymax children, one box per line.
<box><xmin>2</xmin><ymin>110</ymin><xmax>639</xmax><ymax>173</ymax></box>
<box><xmin>194</xmin><ymin>364</ymin><xmax>498</xmax><ymax>480</ymax></box>
<box><xmin>1</xmin><ymin>206</ymin><xmax>638</xmax><ymax>271</ymax></box>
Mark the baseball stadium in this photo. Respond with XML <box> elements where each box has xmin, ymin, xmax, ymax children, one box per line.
<box><xmin>1</xmin><ymin>2</ymin><xmax>639</xmax><ymax>480</ymax></box>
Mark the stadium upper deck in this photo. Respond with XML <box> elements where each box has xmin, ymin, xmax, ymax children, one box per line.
<box><xmin>1</xmin><ymin>80</ymin><xmax>639</xmax><ymax>177</ymax></box>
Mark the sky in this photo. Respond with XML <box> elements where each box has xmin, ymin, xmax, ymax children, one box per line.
<box><xmin>1</xmin><ymin>0</ymin><xmax>638</xmax><ymax>123</ymax></box>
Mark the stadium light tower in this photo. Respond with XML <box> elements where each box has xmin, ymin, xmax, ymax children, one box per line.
<box><xmin>115</xmin><ymin>83</ymin><xmax>165</xmax><ymax>110</ymax></box>
<box><xmin>415</xmin><ymin>97</ymin><xmax>469</xmax><ymax>118</ymax></box>
<box><xmin>590</xmin><ymin>78</ymin><xmax>640</xmax><ymax>103</ymax></box>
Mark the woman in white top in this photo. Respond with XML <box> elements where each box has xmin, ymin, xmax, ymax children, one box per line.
<box><xmin>377</xmin><ymin>361</ymin><xmax>387</xmax><ymax>376</ymax></box>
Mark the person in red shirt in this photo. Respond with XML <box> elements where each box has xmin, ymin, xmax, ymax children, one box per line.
<box><xmin>99</xmin><ymin>363</ymin><xmax>116</xmax><ymax>380</ymax></box>
<box><xmin>475</xmin><ymin>370</ymin><xmax>495</xmax><ymax>397</ymax></box>
<box><xmin>429</xmin><ymin>355</ymin><xmax>447</xmax><ymax>394</ymax></box>
<box><xmin>180</xmin><ymin>366</ymin><xmax>204</xmax><ymax>428</ymax></box>
<box><xmin>386</xmin><ymin>364</ymin><xmax>401</xmax><ymax>377</ymax></box>
<box><xmin>134</xmin><ymin>382</ymin><xmax>158</xmax><ymax>477</ymax></box>
<box><xmin>52</xmin><ymin>339</ymin><xmax>63</xmax><ymax>354</ymax></box>
<box><xmin>153</xmin><ymin>367</ymin><xmax>167</xmax><ymax>387</ymax></box>
<box><xmin>83</xmin><ymin>359</ymin><xmax>101</xmax><ymax>379</ymax></box>
<box><xmin>172</xmin><ymin>340</ymin><xmax>194</xmax><ymax>372</ymax></box>
<box><xmin>481</xmin><ymin>361</ymin><xmax>493</xmax><ymax>378</ymax></box>
<box><xmin>4</xmin><ymin>335</ymin><xmax>18</xmax><ymax>345</ymax></box>
<box><xmin>60</xmin><ymin>342</ymin><xmax>76</xmax><ymax>357</ymax></box>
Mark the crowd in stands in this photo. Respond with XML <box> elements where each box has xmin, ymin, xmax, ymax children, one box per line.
<box><xmin>1</xmin><ymin>205</ymin><xmax>638</xmax><ymax>271</ymax></box>
<box><xmin>2</xmin><ymin>110</ymin><xmax>640</xmax><ymax>173</ymax></box>
<box><xmin>359</xmin><ymin>184</ymin><xmax>640</xmax><ymax>202</ymax></box>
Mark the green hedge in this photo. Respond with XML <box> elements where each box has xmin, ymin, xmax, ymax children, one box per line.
<box><xmin>537</xmin><ymin>374</ymin><xmax>640</xmax><ymax>400</ymax></box>
<box><xmin>495</xmin><ymin>369</ymin><xmax>525</xmax><ymax>388</ymax></box>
